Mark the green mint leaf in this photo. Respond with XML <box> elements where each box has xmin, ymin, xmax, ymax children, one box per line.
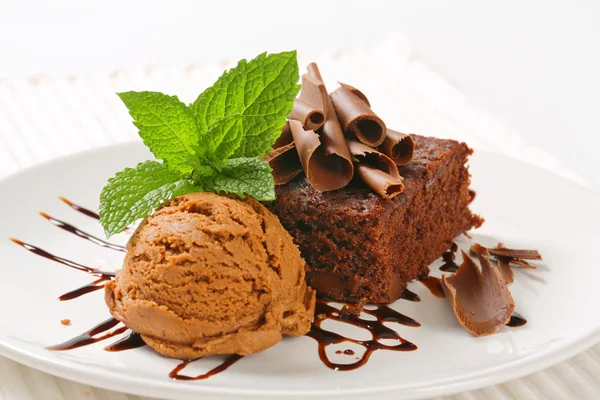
<box><xmin>118</xmin><ymin>92</ymin><xmax>200</xmax><ymax>174</ymax></box>
<box><xmin>195</xmin><ymin>157</ymin><xmax>275</xmax><ymax>201</ymax></box>
<box><xmin>191</xmin><ymin>51</ymin><xmax>300</xmax><ymax>158</ymax></box>
<box><xmin>192</xmin><ymin>115</ymin><xmax>243</xmax><ymax>171</ymax></box>
<box><xmin>100</xmin><ymin>161</ymin><xmax>200</xmax><ymax>237</ymax></box>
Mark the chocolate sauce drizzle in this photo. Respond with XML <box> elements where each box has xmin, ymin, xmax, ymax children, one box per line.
<box><xmin>59</xmin><ymin>196</ymin><xmax>101</xmax><ymax>220</ymax></box>
<box><xmin>58</xmin><ymin>196</ymin><xmax>134</xmax><ymax>233</ymax></box>
<box><xmin>169</xmin><ymin>355</ymin><xmax>244</xmax><ymax>380</ymax></box>
<box><xmin>439</xmin><ymin>242</ymin><xmax>459</xmax><ymax>272</ymax></box>
<box><xmin>9</xmin><ymin>238</ymin><xmax>115</xmax><ymax>279</ymax></box>
<box><xmin>46</xmin><ymin>317</ymin><xmax>126</xmax><ymax>351</ymax></box>
<box><xmin>58</xmin><ymin>276</ymin><xmax>112</xmax><ymax>301</ymax></box>
<box><xmin>400</xmin><ymin>288</ymin><xmax>421</xmax><ymax>302</ymax></box>
<box><xmin>40</xmin><ymin>212</ymin><xmax>126</xmax><ymax>252</ymax></box>
<box><xmin>104</xmin><ymin>332</ymin><xmax>146</xmax><ymax>352</ymax></box>
<box><xmin>306</xmin><ymin>299</ymin><xmax>418</xmax><ymax>371</ymax></box>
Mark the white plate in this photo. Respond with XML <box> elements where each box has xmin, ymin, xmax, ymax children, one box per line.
<box><xmin>0</xmin><ymin>142</ymin><xmax>599</xmax><ymax>400</ymax></box>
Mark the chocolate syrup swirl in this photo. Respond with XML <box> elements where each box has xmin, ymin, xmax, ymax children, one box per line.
<box><xmin>170</xmin><ymin>355</ymin><xmax>244</xmax><ymax>380</ymax></box>
<box><xmin>439</xmin><ymin>242</ymin><xmax>459</xmax><ymax>272</ymax></box>
<box><xmin>306</xmin><ymin>299</ymin><xmax>418</xmax><ymax>371</ymax></box>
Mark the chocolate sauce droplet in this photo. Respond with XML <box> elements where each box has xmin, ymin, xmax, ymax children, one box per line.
<box><xmin>439</xmin><ymin>243</ymin><xmax>459</xmax><ymax>272</ymax></box>
<box><xmin>170</xmin><ymin>355</ymin><xmax>243</xmax><ymax>380</ymax></box>
<box><xmin>506</xmin><ymin>312</ymin><xmax>527</xmax><ymax>327</ymax></box>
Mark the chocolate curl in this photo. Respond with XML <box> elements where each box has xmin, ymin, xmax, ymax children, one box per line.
<box><xmin>348</xmin><ymin>140</ymin><xmax>404</xmax><ymax>199</ymax></box>
<box><xmin>441</xmin><ymin>251</ymin><xmax>515</xmax><ymax>337</ymax></box>
<box><xmin>289</xmin><ymin>74</ymin><xmax>327</xmax><ymax>131</ymax></box>
<box><xmin>263</xmin><ymin>142</ymin><xmax>303</xmax><ymax>185</ymax></box>
<box><xmin>339</xmin><ymin>82</ymin><xmax>370</xmax><ymax>107</ymax></box>
<box><xmin>289</xmin><ymin>119</ymin><xmax>353</xmax><ymax>192</ymax></box>
<box><xmin>356</xmin><ymin>165</ymin><xmax>404</xmax><ymax>199</ymax></box>
<box><xmin>305</xmin><ymin>63</ymin><xmax>354</xmax><ymax>175</ymax></box>
<box><xmin>379</xmin><ymin>129</ymin><xmax>415</xmax><ymax>166</ymax></box>
<box><xmin>273</xmin><ymin>121</ymin><xmax>294</xmax><ymax>149</ymax></box>
<box><xmin>320</xmin><ymin>96</ymin><xmax>353</xmax><ymax>170</ymax></box>
<box><xmin>307</xmin><ymin>62</ymin><xmax>323</xmax><ymax>81</ymax></box>
<box><xmin>330</xmin><ymin>85</ymin><xmax>386</xmax><ymax>147</ymax></box>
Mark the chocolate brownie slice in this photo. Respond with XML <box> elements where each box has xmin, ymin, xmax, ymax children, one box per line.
<box><xmin>267</xmin><ymin>134</ymin><xmax>483</xmax><ymax>304</ymax></box>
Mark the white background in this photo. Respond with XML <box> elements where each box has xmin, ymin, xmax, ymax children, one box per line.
<box><xmin>1</xmin><ymin>0</ymin><xmax>599</xmax><ymax>189</ymax></box>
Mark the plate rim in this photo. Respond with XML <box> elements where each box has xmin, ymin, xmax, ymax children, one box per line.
<box><xmin>1</xmin><ymin>142</ymin><xmax>600</xmax><ymax>399</ymax></box>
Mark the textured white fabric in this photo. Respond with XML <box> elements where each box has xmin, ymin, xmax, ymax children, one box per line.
<box><xmin>0</xmin><ymin>35</ymin><xmax>598</xmax><ymax>400</ymax></box>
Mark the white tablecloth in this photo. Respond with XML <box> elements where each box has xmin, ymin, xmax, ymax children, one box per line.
<box><xmin>1</xmin><ymin>35</ymin><xmax>598</xmax><ymax>400</ymax></box>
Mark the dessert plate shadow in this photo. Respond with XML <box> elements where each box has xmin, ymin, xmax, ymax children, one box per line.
<box><xmin>0</xmin><ymin>142</ymin><xmax>599</xmax><ymax>400</ymax></box>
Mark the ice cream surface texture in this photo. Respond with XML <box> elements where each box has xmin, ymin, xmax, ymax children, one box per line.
<box><xmin>105</xmin><ymin>192</ymin><xmax>316</xmax><ymax>359</ymax></box>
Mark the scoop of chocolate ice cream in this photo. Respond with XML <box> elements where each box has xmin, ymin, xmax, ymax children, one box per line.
<box><xmin>105</xmin><ymin>192</ymin><xmax>316</xmax><ymax>359</ymax></box>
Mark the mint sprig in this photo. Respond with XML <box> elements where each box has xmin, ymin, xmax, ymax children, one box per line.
<box><xmin>99</xmin><ymin>51</ymin><xmax>300</xmax><ymax>237</ymax></box>
<box><xmin>191</xmin><ymin>51</ymin><xmax>300</xmax><ymax>159</ymax></box>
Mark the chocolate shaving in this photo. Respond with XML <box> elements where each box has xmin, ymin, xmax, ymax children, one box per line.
<box><xmin>289</xmin><ymin>74</ymin><xmax>328</xmax><ymax>131</ymax></box>
<box><xmin>442</xmin><ymin>251</ymin><xmax>515</xmax><ymax>336</ymax></box>
<box><xmin>288</xmin><ymin>119</ymin><xmax>353</xmax><ymax>192</ymax></box>
<box><xmin>471</xmin><ymin>243</ymin><xmax>514</xmax><ymax>284</ymax></box>
<box><xmin>330</xmin><ymin>85</ymin><xmax>387</xmax><ymax>147</ymax></box>
<box><xmin>348</xmin><ymin>140</ymin><xmax>404</xmax><ymax>198</ymax></box>
<box><xmin>509</xmin><ymin>259</ymin><xmax>535</xmax><ymax>269</ymax></box>
<box><xmin>487</xmin><ymin>248</ymin><xmax>542</xmax><ymax>260</ymax></box>
<box><xmin>497</xmin><ymin>258</ymin><xmax>515</xmax><ymax>284</ymax></box>
<box><xmin>379</xmin><ymin>129</ymin><xmax>415</xmax><ymax>166</ymax></box>
<box><xmin>263</xmin><ymin>142</ymin><xmax>303</xmax><ymax>185</ymax></box>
